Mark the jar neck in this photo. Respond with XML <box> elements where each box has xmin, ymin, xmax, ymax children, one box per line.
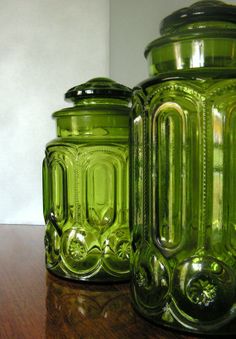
<box><xmin>146</xmin><ymin>22</ymin><xmax>236</xmax><ymax>76</ymax></box>
<box><xmin>55</xmin><ymin>113</ymin><xmax>129</xmax><ymax>140</ymax></box>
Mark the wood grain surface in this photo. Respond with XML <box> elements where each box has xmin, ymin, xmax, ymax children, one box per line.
<box><xmin>0</xmin><ymin>225</ymin><xmax>209</xmax><ymax>339</ymax></box>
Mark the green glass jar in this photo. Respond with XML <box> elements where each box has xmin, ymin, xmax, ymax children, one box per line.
<box><xmin>131</xmin><ymin>0</ymin><xmax>236</xmax><ymax>334</ymax></box>
<box><xmin>43</xmin><ymin>78</ymin><xmax>131</xmax><ymax>282</ymax></box>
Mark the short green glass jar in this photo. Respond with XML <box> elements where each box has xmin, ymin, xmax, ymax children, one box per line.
<box><xmin>131</xmin><ymin>0</ymin><xmax>236</xmax><ymax>334</ymax></box>
<box><xmin>43</xmin><ymin>78</ymin><xmax>131</xmax><ymax>282</ymax></box>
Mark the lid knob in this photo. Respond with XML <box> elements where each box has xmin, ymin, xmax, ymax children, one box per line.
<box><xmin>65</xmin><ymin>77</ymin><xmax>132</xmax><ymax>102</ymax></box>
<box><xmin>160</xmin><ymin>0</ymin><xmax>236</xmax><ymax>35</ymax></box>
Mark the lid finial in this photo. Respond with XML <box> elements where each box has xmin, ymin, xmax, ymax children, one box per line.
<box><xmin>65</xmin><ymin>77</ymin><xmax>132</xmax><ymax>102</ymax></box>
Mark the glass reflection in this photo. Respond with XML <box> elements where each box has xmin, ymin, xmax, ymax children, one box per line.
<box><xmin>173</xmin><ymin>42</ymin><xmax>184</xmax><ymax>70</ymax></box>
<box><xmin>46</xmin><ymin>273</ymin><xmax>135</xmax><ymax>337</ymax></box>
<box><xmin>190</xmin><ymin>40</ymin><xmax>205</xmax><ymax>68</ymax></box>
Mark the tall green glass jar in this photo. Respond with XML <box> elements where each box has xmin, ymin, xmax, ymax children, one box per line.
<box><xmin>43</xmin><ymin>78</ymin><xmax>131</xmax><ymax>282</ymax></box>
<box><xmin>131</xmin><ymin>0</ymin><xmax>236</xmax><ymax>334</ymax></box>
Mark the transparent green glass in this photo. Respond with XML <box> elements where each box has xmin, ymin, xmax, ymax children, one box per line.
<box><xmin>131</xmin><ymin>0</ymin><xmax>236</xmax><ymax>334</ymax></box>
<box><xmin>43</xmin><ymin>78</ymin><xmax>131</xmax><ymax>282</ymax></box>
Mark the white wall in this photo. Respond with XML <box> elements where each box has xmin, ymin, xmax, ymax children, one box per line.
<box><xmin>0</xmin><ymin>0</ymin><xmax>109</xmax><ymax>225</ymax></box>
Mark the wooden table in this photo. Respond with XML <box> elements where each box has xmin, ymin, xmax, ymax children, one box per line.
<box><xmin>0</xmin><ymin>225</ymin><xmax>208</xmax><ymax>339</ymax></box>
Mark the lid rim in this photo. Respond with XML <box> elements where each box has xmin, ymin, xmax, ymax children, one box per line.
<box><xmin>65</xmin><ymin>77</ymin><xmax>132</xmax><ymax>102</ymax></box>
<box><xmin>65</xmin><ymin>88</ymin><xmax>132</xmax><ymax>101</ymax></box>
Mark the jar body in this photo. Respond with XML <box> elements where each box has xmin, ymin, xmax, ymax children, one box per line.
<box><xmin>43</xmin><ymin>113</ymin><xmax>130</xmax><ymax>282</ymax></box>
<box><xmin>131</xmin><ymin>71</ymin><xmax>236</xmax><ymax>334</ymax></box>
